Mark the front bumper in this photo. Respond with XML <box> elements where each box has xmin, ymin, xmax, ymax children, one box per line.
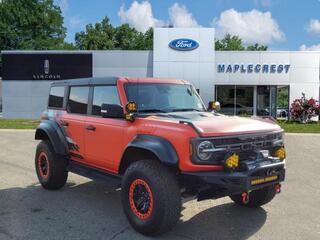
<box><xmin>181</xmin><ymin>160</ymin><xmax>285</xmax><ymax>201</ymax></box>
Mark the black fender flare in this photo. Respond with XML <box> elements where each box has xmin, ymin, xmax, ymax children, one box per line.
<box><xmin>35</xmin><ymin>120</ymin><xmax>69</xmax><ymax>156</ymax></box>
<box><xmin>122</xmin><ymin>134</ymin><xmax>179</xmax><ymax>168</ymax></box>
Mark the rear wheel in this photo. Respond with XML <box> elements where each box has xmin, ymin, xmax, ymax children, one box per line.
<box><xmin>121</xmin><ymin>160</ymin><xmax>181</xmax><ymax>236</ymax></box>
<box><xmin>35</xmin><ymin>140</ymin><xmax>68</xmax><ymax>190</ymax></box>
<box><xmin>230</xmin><ymin>185</ymin><xmax>276</xmax><ymax>208</ymax></box>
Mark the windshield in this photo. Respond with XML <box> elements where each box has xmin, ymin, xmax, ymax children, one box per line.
<box><xmin>125</xmin><ymin>83</ymin><xmax>206</xmax><ymax>113</ymax></box>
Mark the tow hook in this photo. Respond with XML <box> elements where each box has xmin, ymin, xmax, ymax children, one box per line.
<box><xmin>241</xmin><ymin>192</ymin><xmax>249</xmax><ymax>204</ymax></box>
<box><xmin>275</xmin><ymin>183</ymin><xmax>281</xmax><ymax>194</ymax></box>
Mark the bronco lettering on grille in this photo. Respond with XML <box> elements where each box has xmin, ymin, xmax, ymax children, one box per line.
<box><xmin>213</xmin><ymin>133</ymin><xmax>281</xmax><ymax>151</ymax></box>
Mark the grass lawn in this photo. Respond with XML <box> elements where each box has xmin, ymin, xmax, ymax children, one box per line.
<box><xmin>0</xmin><ymin>119</ymin><xmax>39</xmax><ymax>129</ymax></box>
<box><xmin>277</xmin><ymin>120</ymin><xmax>320</xmax><ymax>133</ymax></box>
<box><xmin>0</xmin><ymin>118</ymin><xmax>319</xmax><ymax>133</ymax></box>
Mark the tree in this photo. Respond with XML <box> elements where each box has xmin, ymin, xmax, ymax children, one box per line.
<box><xmin>75</xmin><ymin>18</ymin><xmax>268</xmax><ymax>51</ymax></box>
<box><xmin>277</xmin><ymin>87</ymin><xmax>289</xmax><ymax>108</ymax></box>
<box><xmin>114</xmin><ymin>24</ymin><xmax>144</xmax><ymax>50</ymax></box>
<box><xmin>142</xmin><ymin>27</ymin><xmax>153</xmax><ymax>50</ymax></box>
<box><xmin>247</xmin><ymin>43</ymin><xmax>268</xmax><ymax>51</ymax></box>
<box><xmin>55</xmin><ymin>42</ymin><xmax>78</xmax><ymax>50</ymax></box>
<box><xmin>215</xmin><ymin>34</ymin><xmax>245</xmax><ymax>51</ymax></box>
<box><xmin>215</xmin><ymin>34</ymin><xmax>268</xmax><ymax>51</ymax></box>
<box><xmin>0</xmin><ymin>0</ymin><xmax>67</xmax><ymax>51</ymax></box>
<box><xmin>75</xmin><ymin>17</ymin><xmax>153</xmax><ymax>50</ymax></box>
<box><xmin>75</xmin><ymin>17</ymin><xmax>115</xmax><ymax>50</ymax></box>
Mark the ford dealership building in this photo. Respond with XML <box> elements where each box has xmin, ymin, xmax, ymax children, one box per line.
<box><xmin>1</xmin><ymin>28</ymin><xmax>319</xmax><ymax>119</ymax></box>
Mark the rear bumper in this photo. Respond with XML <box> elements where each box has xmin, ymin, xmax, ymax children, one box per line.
<box><xmin>181</xmin><ymin>161</ymin><xmax>285</xmax><ymax>201</ymax></box>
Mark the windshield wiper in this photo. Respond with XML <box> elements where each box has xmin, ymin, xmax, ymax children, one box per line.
<box><xmin>171</xmin><ymin>108</ymin><xmax>203</xmax><ymax>112</ymax></box>
<box><xmin>138</xmin><ymin>109</ymin><xmax>168</xmax><ymax>113</ymax></box>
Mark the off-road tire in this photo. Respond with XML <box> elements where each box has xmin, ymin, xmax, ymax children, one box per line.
<box><xmin>230</xmin><ymin>185</ymin><xmax>276</xmax><ymax>208</ymax></box>
<box><xmin>121</xmin><ymin>160</ymin><xmax>181</xmax><ymax>236</ymax></box>
<box><xmin>35</xmin><ymin>140</ymin><xmax>68</xmax><ymax>190</ymax></box>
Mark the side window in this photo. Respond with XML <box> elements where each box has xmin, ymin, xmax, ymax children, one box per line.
<box><xmin>48</xmin><ymin>86</ymin><xmax>65</xmax><ymax>108</ymax></box>
<box><xmin>67</xmin><ymin>86</ymin><xmax>89</xmax><ymax>114</ymax></box>
<box><xmin>92</xmin><ymin>86</ymin><xmax>120</xmax><ymax>116</ymax></box>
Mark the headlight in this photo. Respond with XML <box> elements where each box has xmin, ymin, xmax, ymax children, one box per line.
<box><xmin>196</xmin><ymin>141</ymin><xmax>214</xmax><ymax>161</ymax></box>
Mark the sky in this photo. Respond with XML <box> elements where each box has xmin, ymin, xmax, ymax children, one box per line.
<box><xmin>54</xmin><ymin>0</ymin><xmax>320</xmax><ymax>51</ymax></box>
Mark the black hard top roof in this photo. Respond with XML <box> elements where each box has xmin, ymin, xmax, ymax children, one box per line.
<box><xmin>51</xmin><ymin>77</ymin><xmax>118</xmax><ymax>86</ymax></box>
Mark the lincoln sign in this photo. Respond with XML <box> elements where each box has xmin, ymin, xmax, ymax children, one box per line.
<box><xmin>217</xmin><ymin>64</ymin><xmax>290</xmax><ymax>74</ymax></box>
<box><xmin>2</xmin><ymin>53</ymin><xmax>92</xmax><ymax>80</ymax></box>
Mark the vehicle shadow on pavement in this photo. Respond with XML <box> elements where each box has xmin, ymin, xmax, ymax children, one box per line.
<box><xmin>172</xmin><ymin>202</ymin><xmax>267</xmax><ymax>240</ymax></box>
<box><xmin>0</xmin><ymin>181</ymin><xmax>266</xmax><ymax>240</ymax></box>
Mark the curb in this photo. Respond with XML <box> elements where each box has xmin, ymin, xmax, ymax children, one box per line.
<box><xmin>0</xmin><ymin>129</ymin><xmax>36</xmax><ymax>132</ymax></box>
<box><xmin>284</xmin><ymin>133</ymin><xmax>320</xmax><ymax>136</ymax></box>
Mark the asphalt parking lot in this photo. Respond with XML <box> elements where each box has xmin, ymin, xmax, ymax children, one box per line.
<box><xmin>0</xmin><ymin>130</ymin><xmax>319</xmax><ymax>240</ymax></box>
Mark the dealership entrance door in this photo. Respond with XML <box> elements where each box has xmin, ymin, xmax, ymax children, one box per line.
<box><xmin>257</xmin><ymin>86</ymin><xmax>277</xmax><ymax>117</ymax></box>
<box><xmin>215</xmin><ymin>85</ymin><xmax>289</xmax><ymax>118</ymax></box>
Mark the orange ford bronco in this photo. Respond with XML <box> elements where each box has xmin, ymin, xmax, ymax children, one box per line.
<box><xmin>35</xmin><ymin>77</ymin><xmax>286</xmax><ymax>236</ymax></box>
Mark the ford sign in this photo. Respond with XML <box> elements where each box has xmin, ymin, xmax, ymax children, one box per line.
<box><xmin>169</xmin><ymin>39</ymin><xmax>199</xmax><ymax>51</ymax></box>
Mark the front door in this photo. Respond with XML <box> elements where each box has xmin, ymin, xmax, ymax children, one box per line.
<box><xmin>85</xmin><ymin>85</ymin><xmax>127</xmax><ymax>173</ymax></box>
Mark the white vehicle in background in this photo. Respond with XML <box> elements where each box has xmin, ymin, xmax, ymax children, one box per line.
<box><xmin>277</xmin><ymin>108</ymin><xmax>289</xmax><ymax>119</ymax></box>
<box><xmin>220</xmin><ymin>103</ymin><xmax>253</xmax><ymax>116</ymax></box>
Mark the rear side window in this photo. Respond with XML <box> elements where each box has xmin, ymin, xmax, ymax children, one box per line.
<box><xmin>92</xmin><ymin>86</ymin><xmax>120</xmax><ymax>116</ymax></box>
<box><xmin>48</xmin><ymin>86</ymin><xmax>65</xmax><ymax>108</ymax></box>
<box><xmin>67</xmin><ymin>86</ymin><xmax>89</xmax><ymax>114</ymax></box>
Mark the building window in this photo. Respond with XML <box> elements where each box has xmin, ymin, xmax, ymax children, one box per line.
<box><xmin>217</xmin><ymin>85</ymin><xmax>289</xmax><ymax>118</ymax></box>
<box><xmin>216</xmin><ymin>85</ymin><xmax>235</xmax><ymax>115</ymax></box>
<box><xmin>235</xmin><ymin>86</ymin><xmax>253</xmax><ymax>116</ymax></box>
<box><xmin>48</xmin><ymin>86</ymin><xmax>65</xmax><ymax>109</ymax></box>
<box><xmin>277</xmin><ymin>86</ymin><xmax>289</xmax><ymax>119</ymax></box>
<box><xmin>216</xmin><ymin>85</ymin><xmax>253</xmax><ymax>116</ymax></box>
<box><xmin>67</xmin><ymin>86</ymin><xmax>89</xmax><ymax>114</ymax></box>
<box><xmin>92</xmin><ymin>86</ymin><xmax>120</xmax><ymax>116</ymax></box>
<box><xmin>257</xmin><ymin>86</ymin><xmax>271</xmax><ymax>116</ymax></box>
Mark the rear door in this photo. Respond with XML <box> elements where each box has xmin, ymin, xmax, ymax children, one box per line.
<box><xmin>60</xmin><ymin>86</ymin><xmax>90</xmax><ymax>162</ymax></box>
<box><xmin>84</xmin><ymin>85</ymin><xmax>127</xmax><ymax>172</ymax></box>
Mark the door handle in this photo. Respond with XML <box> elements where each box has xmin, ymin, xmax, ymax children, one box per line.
<box><xmin>85</xmin><ymin>125</ymin><xmax>96</xmax><ymax>131</ymax></box>
<box><xmin>60</xmin><ymin>120</ymin><xmax>69</xmax><ymax>127</ymax></box>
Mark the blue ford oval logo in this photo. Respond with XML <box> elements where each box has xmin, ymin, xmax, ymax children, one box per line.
<box><xmin>169</xmin><ymin>38</ymin><xmax>199</xmax><ymax>51</ymax></box>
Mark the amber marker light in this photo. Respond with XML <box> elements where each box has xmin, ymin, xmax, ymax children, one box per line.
<box><xmin>275</xmin><ymin>147</ymin><xmax>286</xmax><ymax>161</ymax></box>
<box><xmin>189</xmin><ymin>143</ymin><xmax>193</xmax><ymax>156</ymax></box>
<box><xmin>225</xmin><ymin>153</ymin><xmax>239</xmax><ymax>169</ymax></box>
<box><xmin>126</xmin><ymin>101</ymin><xmax>137</xmax><ymax>113</ymax></box>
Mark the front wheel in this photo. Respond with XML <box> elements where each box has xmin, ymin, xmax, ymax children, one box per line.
<box><xmin>121</xmin><ymin>160</ymin><xmax>181</xmax><ymax>236</ymax></box>
<box><xmin>230</xmin><ymin>185</ymin><xmax>277</xmax><ymax>208</ymax></box>
<box><xmin>35</xmin><ymin>140</ymin><xmax>68</xmax><ymax>190</ymax></box>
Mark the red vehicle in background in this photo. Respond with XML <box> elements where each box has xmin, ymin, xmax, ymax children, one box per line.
<box><xmin>35</xmin><ymin>77</ymin><xmax>286</xmax><ymax>236</ymax></box>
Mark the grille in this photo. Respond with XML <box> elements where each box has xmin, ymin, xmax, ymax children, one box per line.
<box><xmin>212</xmin><ymin>132</ymin><xmax>283</xmax><ymax>152</ymax></box>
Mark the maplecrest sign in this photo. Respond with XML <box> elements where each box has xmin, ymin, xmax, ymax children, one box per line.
<box><xmin>217</xmin><ymin>64</ymin><xmax>290</xmax><ymax>74</ymax></box>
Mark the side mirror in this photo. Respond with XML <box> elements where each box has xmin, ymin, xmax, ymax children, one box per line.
<box><xmin>208</xmin><ymin>101</ymin><xmax>221</xmax><ymax>112</ymax></box>
<box><xmin>101</xmin><ymin>104</ymin><xmax>123</xmax><ymax>118</ymax></box>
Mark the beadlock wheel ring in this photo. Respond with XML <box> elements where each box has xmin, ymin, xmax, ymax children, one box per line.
<box><xmin>38</xmin><ymin>152</ymin><xmax>50</xmax><ymax>180</ymax></box>
<box><xmin>128</xmin><ymin>179</ymin><xmax>154</xmax><ymax>220</ymax></box>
